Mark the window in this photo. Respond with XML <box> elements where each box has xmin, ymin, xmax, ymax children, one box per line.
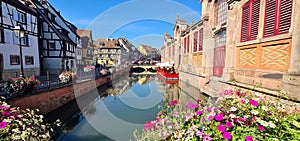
<box><xmin>17</xmin><ymin>11</ymin><xmax>25</xmax><ymax>23</ymax></box>
<box><xmin>10</xmin><ymin>55</ymin><xmax>20</xmax><ymax>65</ymax></box>
<box><xmin>264</xmin><ymin>0</ymin><xmax>292</xmax><ymax>37</ymax></box>
<box><xmin>215</xmin><ymin>0</ymin><xmax>228</xmax><ymax>26</ymax></box>
<box><xmin>193</xmin><ymin>31</ymin><xmax>198</xmax><ymax>52</ymax></box>
<box><xmin>25</xmin><ymin>56</ymin><xmax>34</xmax><ymax>65</ymax></box>
<box><xmin>0</xmin><ymin>29</ymin><xmax>4</xmax><ymax>43</ymax></box>
<box><xmin>49</xmin><ymin>42</ymin><xmax>55</xmax><ymax>49</ymax></box>
<box><xmin>199</xmin><ymin>28</ymin><xmax>203</xmax><ymax>51</ymax></box>
<box><xmin>241</xmin><ymin>0</ymin><xmax>260</xmax><ymax>42</ymax></box>
<box><xmin>21</xmin><ymin>35</ymin><xmax>28</xmax><ymax>46</ymax></box>
<box><xmin>213</xmin><ymin>30</ymin><xmax>226</xmax><ymax>77</ymax></box>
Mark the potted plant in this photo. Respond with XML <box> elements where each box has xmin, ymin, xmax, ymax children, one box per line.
<box><xmin>59</xmin><ymin>71</ymin><xmax>76</xmax><ymax>83</ymax></box>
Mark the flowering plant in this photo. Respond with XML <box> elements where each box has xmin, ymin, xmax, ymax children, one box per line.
<box><xmin>83</xmin><ymin>65</ymin><xmax>95</xmax><ymax>72</ymax></box>
<box><xmin>134</xmin><ymin>89</ymin><xmax>300</xmax><ymax>140</ymax></box>
<box><xmin>0</xmin><ymin>97</ymin><xmax>60</xmax><ymax>140</ymax></box>
<box><xmin>3</xmin><ymin>76</ymin><xmax>40</xmax><ymax>97</ymax></box>
<box><xmin>59</xmin><ymin>71</ymin><xmax>76</xmax><ymax>83</ymax></box>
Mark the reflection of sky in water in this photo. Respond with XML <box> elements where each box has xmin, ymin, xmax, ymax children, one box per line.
<box><xmin>59</xmin><ymin>78</ymin><xmax>163</xmax><ymax>141</ymax></box>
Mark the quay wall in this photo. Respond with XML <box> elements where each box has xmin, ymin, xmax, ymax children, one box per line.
<box><xmin>8</xmin><ymin>76</ymin><xmax>111</xmax><ymax>114</ymax></box>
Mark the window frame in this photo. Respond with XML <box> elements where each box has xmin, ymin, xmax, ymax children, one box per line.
<box><xmin>25</xmin><ymin>56</ymin><xmax>34</xmax><ymax>65</ymax></box>
<box><xmin>10</xmin><ymin>55</ymin><xmax>20</xmax><ymax>65</ymax></box>
<box><xmin>241</xmin><ymin>0</ymin><xmax>260</xmax><ymax>42</ymax></box>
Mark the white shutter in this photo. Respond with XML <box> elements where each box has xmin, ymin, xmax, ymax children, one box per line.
<box><xmin>2</xmin><ymin>4</ymin><xmax>7</xmax><ymax>17</ymax></box>
<box><xmin>12</xmin><ymin>32</ymin><xmax>18</xmax><ymax>44</ymax></box>
<box><xmin>26</xmin><ymin>14</ymin><xmax>31</xmax><ymax>24</ymax></box>
<box><xmin>13</xmin><ymin>9</ymin><xmax>18</xmax><ymax>21</ymax></box>
<box><xmin>4</xmin><ymin>30</ymin><xmax>11</xmax><ymax>43</ymax></box>
<box><xmin>28</xmin><ymin>36</ymin><xmax>32</xmax><ymax>46</ymax></box>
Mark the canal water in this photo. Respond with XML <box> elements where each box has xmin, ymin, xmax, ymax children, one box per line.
<box><xmin>44</xmin><ymin>74</ymin><xmax>207</xmax><ymax>141</ymax></box>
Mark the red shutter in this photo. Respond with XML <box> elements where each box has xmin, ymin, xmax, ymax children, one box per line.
<box><xmin>250</xmin><ymin>0</ymin><xmax>260</xmax><ymax>40</ymax></box>
<box><xmin>279</xmin><ymin>0</ymin><xmax>292</xmax><ymax>33</ymax></box>
<box><xmin>187</xmin><ymin>36</ymin><xmax>190</xmax><ymax>53</ymax></box>
<box><xmin>264</xmin><ymin>0</ymin><xmax>277</xmax><ymax>37</ymax></box>
<box><xmin>241</xmin><ymin>4</ymin><xmax>249</xmax><ymax>42</ymax></box>
<box><xmin>213</xmin><ymin>46</ymin><xmax>226</xmax><ymax>77</ymax></box>
<box><xmin>184</xmin><ymin>37</ymin><xmax>186</xmax><ymax>53</ymax></box>
<box><xmin>194</xmin><ymin>31</ymin><xmax>198</xmax><ymax>52</ymax></box>
<box><xmin>199</xmin><ymin>28</ymin><xmax>203</xmax><ymax>51</ymax></box>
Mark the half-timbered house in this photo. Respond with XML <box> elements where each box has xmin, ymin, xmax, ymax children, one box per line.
<box><xmin>94</xmin><ymin>38</ymin><xmax>121</xmax><ymax>67</ymax></box>
<box><xmin>77</xmin><ymin>29</ymin><xmax>94</xmax><ymax>67</ymax></box>
<box><xmin>0</xmin><ymin>0</ymin><xmax>39</xmax><ymax>80</ymax></box>
<box><xmin>26</xmin><ymin>0</ymin><xmax>79</xmax><ymax>74</ymax></box>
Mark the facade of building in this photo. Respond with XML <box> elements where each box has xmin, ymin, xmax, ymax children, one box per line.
<box><xmin>137</xmin><ymin>44</ymin><xmax>158</xmax><ymax>60</ymax></box>
<box><xmin>0</xmin><ymin>0</ymin><xmax>40</xmax><ymax>80</ymax></box>
<box><xmin>94</xmin><ymin>38</ymin><xmax>121</xmax><ymax>66</ymax></box>
<box><xmin>28</xmin><ymin>0</ymin><xmax>79</xmax><ymax>74</ymax></box>
<box><xmin>76</xmin><ymin>29</ymin><xmax>94</xmax><ymax>67</ymax></box>
<box><xmin>162</xmin><ymin>0</ymin><xmax>300</xmax><ymax>98</ymax></box>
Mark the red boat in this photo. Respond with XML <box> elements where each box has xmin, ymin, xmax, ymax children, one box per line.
<box><xmin>157</xmin><ymin>69</ymin><xmax>179</xmax><ymax>80</ymax></box>
<box><xmin>156</xmin><ymin>72</ymin><xmax>179</xmax><ymax>84</ymax></box>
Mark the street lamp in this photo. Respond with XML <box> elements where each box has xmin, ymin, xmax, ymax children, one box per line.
<box><xmin>13</xmin><ymin>24</ymin><xmax>25</xmax><ymax>77</ymax></box>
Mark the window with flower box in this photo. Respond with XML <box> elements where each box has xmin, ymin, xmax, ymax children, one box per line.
<box><xmin>241</xmin><ymin>0</ymin><xmax>260</xmax><ymax>42</ymax></box>
<box><xmin>264</xmin><ymin>0</ymin><xmax>292</xmax><ymax>37</ymax></box>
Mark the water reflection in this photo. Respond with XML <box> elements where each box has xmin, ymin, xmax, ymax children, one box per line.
<box><xmin>45</xmin><ymin>74</ymin><xmax>208</xmax><ymax>141</ymax></box>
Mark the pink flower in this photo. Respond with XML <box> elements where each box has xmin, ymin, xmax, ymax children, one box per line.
<box><xmin>197</xmin><ymin>100</ymin><xmax>202</xmax><ymax>103</ymax></box>
<box><xmin>226</xmin><ymin>122</ymin><xmax>233</xmax><ymax>128</ymax></box>
<box><xmin>224</xmin><ymin>90</ymin><xmax>233</xmax><ymax>95</ymax></box>
<box><xmin>222</xmin><ymin>132</ymin><xmax>232</xmax><ymax>140</ymax></box>
<box><xmin>143</xmin><ymin>121</ymin><xmax>155</xmax><ymax>131</ymax></box>
<box><xmin>0</xmin><ymin>122</ymin><xmax>7</xmax><ymax>129</ymax></box>
<box><xmin>208</xmin><ymin>115</ymin><xmax>214</xmax><ymax>121</ymax></box>
<box><xmin>1</xmin><ymin>112</ymin><xmax>10</xmax><ymax>117</ymax></box>
<box><xmin>215</xmin><ymin>113</ymin><xmax>224</xmax><ymax>121</ymax></box>
<box><xmin>173</xmin><ymin>111</ymin><xmax>179</xmax><ymax>118</ymax></box>
<box><xmin>203</xmin><ymin>135</ymin><xmax>212</xmax><ymax>141</ymax></box>
<box><xmin>187</xmin><ymin>102</ymin><xmax>198</xmax><ymax>110</ymax></box>
<box><xmin>217</xmin><ymin>124</ymin><xmax>226</xmax><ymax>132</ymax></box>
<box><xmin>170</xmin><ymin>100</ymin><xmax>178</xmax><ymax>107</ymax></box>
<box><xmin>196</xmin><ymin>110</ymin><xmax>203</xmax><ymax>115</ymax></box>
<box><xmin>156</xmin><ymin>117</ymin><xmax>161</xmax><ymax>122</ymax></box>
<box><xmin>249</xmin><ymin>99</ymin><xmax>259</xmax><ymax>107</ymax></box>
<box><xmin>196</xmin><ymin>130</ymin><xmax>205</xmax><ymax>137</ymax></box>
<box><xmin>257</xmin><ymin>124</ymin><xmax>265</xmax><ymax>131</ymax></box>
<box><xmin>246</xmin><ymin>136</ymin><xmax>253</xmax><ymax>141</ymax></box>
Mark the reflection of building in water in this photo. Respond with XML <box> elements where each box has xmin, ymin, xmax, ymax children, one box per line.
<box><xmin>156</xmin><ymin>77</ymin><xmax>208</xmax><ymax>106</ymax></box>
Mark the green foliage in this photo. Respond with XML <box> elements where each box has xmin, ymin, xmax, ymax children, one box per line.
<box><xmin>3</xmin><ymin>76</ymin><xmax>40</xmax><ymax>98</ymax></box>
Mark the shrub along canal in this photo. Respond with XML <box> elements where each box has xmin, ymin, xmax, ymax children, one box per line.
<box><xmin>43</xmin><ymin>74</ymin><xmax>208</xmax><ymax>141</ymax></box>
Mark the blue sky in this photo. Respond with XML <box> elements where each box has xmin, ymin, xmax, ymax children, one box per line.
<box><xmin>48</xmin><ymin>0</ymin><xmax>202</xmax><ymax>48</ymax></box>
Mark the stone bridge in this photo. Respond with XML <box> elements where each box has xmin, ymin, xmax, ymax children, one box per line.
<box><xmin>130</xmin><ymin>65</ymin><xmax>157</xmax><ymax>74</ymax></box>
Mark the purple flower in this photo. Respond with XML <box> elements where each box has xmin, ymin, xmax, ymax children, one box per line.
<box><xmin>257</xmin><ymin>125</ymin><xmax>265</xmax><ymax>131</ymax></box>
<box><xmin>222</xmin><ymin>132</ymin><xmax>232</xmax><ymax>140</ymax></box>
<box><xmin>196</xmin><ymin>100</ymin><xmax>202</xmax><ymax>103</ymax></box>
<box><xmin>217</xmin><ymin>124</ymin><xmax>226</xmax><ymax>132</ymax></box>
<box><xmin>215</xmin><ymin>113</ymin><xmax>224</xmax><ymax>121</ymax></box>
<box><xmin>249</xmin><ymin>99</ymin><xmax>259</xmax><ymax>107</ymax></box>
<box><xmin>170</xmin><ymin>100</ymin><xmax>178</xmax><ymax>107</ymax></box>
<box><xmin>226</xmin><ymin>122</ymin><xmax>233</xmax><ymax>128</ymax></box>
<box><xmin>196</xmin><ymin>110</ymin><xmax>203</xmax><ymax>115</ymax></box>
<box><xmin>187</xmin><ymin>102</ymin><xmax>198</xmax><ymax>110</ymax></box>
<box><xmin>1</xmin><ymin>112</ymin><xmax>10</xmax><ymax>117</ymax></box>
<box><xmin>207</xmin><ymin>107</ymin><xmax>212</xmax><ymax>112</ymax></box>
<box><xmin>0</xmin><ymin>122</ymin><xmax>7</xmax><ymax>129</ymax></box>
<box><xmin>202</xmin><ymin>117</ymin><xmax>206</xmax><ymax>123</ymax></box>
<box><xmin>208</xmin><ymin>115</ymin><xmax>214</xmax><ymax>121</ymax></box>
<box><xmin>143</xmin><ymin>121</ymin><xmax>154</xmax><ymax>131</ymax></box>
<box><xmin>246</xmin><ymin>136</ymin><xmax>253</xmax><ymax>141</ymax></box>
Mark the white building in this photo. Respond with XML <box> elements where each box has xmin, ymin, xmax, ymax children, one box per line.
<box><xmin>0</xmin><ymin>0</ymin><xmax>40</xmax><ymax>80</ymax></box>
